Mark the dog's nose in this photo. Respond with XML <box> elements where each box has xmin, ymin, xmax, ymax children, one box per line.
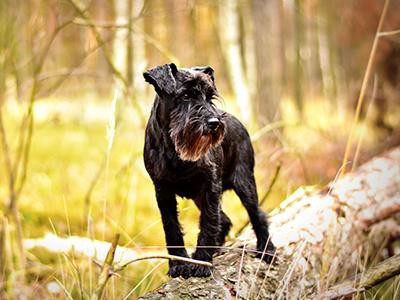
<box><xmin>207</xmin><ymin>117</ymin><xmax>220</xmax><ymax>131</ymax></box>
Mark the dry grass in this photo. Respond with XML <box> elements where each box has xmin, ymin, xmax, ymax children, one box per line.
<box><xmin>0</xmin><ymin>89</ymin><xmax>398</xmax><ymax>298</ymax></box>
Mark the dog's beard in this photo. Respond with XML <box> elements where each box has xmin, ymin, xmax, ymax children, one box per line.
<box><xmin>170</xmin><ymin>110</ymin><xmax>225</xmax><ymax>161</ymax></box>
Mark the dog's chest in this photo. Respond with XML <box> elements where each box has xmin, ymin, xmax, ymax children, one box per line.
<box><xmin>174</xmin><ymin>176</ymin><xmax>205</xmax><ymax>199</ymax></box>
<box><xmin>149</xmin><ymin>148</ymin><xmax>208</xmax><ymax>197</ymax></box>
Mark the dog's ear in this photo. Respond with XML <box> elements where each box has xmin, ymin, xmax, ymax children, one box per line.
<box><xmin>193</xmin><ymin>66</ymin><xmax>215</xmax><ymax>82</ymax></box>
<box><xmin>143</xmin><ymin>63</ymin><xmax>177</xmax><ymax>96</ymax></box>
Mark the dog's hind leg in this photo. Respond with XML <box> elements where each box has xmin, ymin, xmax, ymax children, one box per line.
<box><xmin>232</xmin><ymin>167</ymin><xmax>275</xmax><ymax>262</ymax></box>
<box><xmin>155</xmin><ymin>184</ymin><xmax>189</xmax><ymax>277</ymax></box>
<box><xmin>217</xmin><ymin>210</ymin><xmax>232</xmax><ymax>247</ymax></box>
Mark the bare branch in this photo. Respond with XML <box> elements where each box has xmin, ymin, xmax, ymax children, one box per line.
<box><xmin>378</xmin><ymin>28</ymin><xmax>400</xmax><ymax>37</ymax></box>
<box><xmin>114</xmin><ymin>255</ymin><xmax>213</xmax><ymax>273</ymax></box>
<box><xmin>0</xmin><ymin>108</ymin><xmax>14</xmax><ymax>199</ymax></box>
<box><xmin>67</xmin><ymin>0</ymin><xmax>147</xmax><ymax>123</ymax></box>
<box><xmin>2</xmin><ymin>12</ymin><xmax>78</xmax><ymax>279</ymax></box>
<box><xmin>39</xmin><ymin>36</ymin><xmax>112</xmax><ymax>97</ymax></box>
<box><xmin>13</xmin><ymin>16</ymin><xmax>78</xmax><ymax>200</ymax></box>
<box><xmin>91</xmin><ymin>234</ymin><xmax>120</xmax><ymax>300</ymax></box>
<box><xmin>72</xmin><ymin>18</ymin><xmax>179</xmax><ymax>63</ymax></box>
<box><xmin>66</xmin><ymin>0</ymin><xmax>128</xmax><ymax>87</ymax></box>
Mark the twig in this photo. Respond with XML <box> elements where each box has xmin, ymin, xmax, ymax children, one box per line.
<box><xmin>39</xmin><ymin>36</ymin><xmax>112</xmax><ymax>97</ymax></box>
<box><xmin>62</xmin><ymin>252</ymin><xmax>86</xmax><ymax>300</ymax></box>
<box><xmin>236</xmin><ymin>243</ymin><xmax>247</xmax><ymax>299</ymax></box>
<box><xmin>275</xmin><ymin>242</ymin><xmax>306</xmax><ymax>300</ymax></box>
<box><xmin>71</xmin><ymin>2</ymin><xmax>145</xmax><ymax>30</ymax></box>
<box><xmin>73</xmin><ymin>19</ymin><xmax>135</xmax><ymax>29</ymax></box>
<box><xmin>0</xmin><ymin>216</ymin><xmax>15</xmax><ymax>295</ymax></box>
<box><xmin>67</xmin><ymin>0</ymin><xmax>128</xmax><ymax>87</ymax></box>
<box><xmin>351</xmin><ymin>75</ymin><xmax>378</xmax><ymax>172</ymax></box>
<box><xmin>54</xmin><ymin>277</ymin><xmax>74</xmax><ymax>300</ymax></box>
<box><xmin>90</xmin><ymin>239</ymin><xmax>213</xmax><ymax>298</ymax></box>
<box><xmin>6</xmin><ymin>17</ymin><xmax>77</xmax><ymax>276</ymax></box>
<box><xmin>378</xmin><ymin>28</ymin><xmax>400</xmax><ymax>37</ymax></box>
<box><xmin>72</xmin><ymin>18</ymin><xmax>179</xmax><ymax>63</ymax></box>
<box><xmin>0</xmin><ymin>107</ymin><xmax>15</xmax><ymax>202</ymax></box>
<box><xmin>12</xmin><ymin>17</ymin><xmax>76</xmax><ymax>199</ymax></box>
<box><xmin>114</xmin><ymin>254</ymin><xmax>213</xmax><ymax>272</ymax></box>
<box><xmin>83</xmin><ymin>154</ymin><xmax>107</xmax><ymax>223</ymax></box>
<box><xmin>122</xmin><ymin>261</ymin><xmax>164</xmax><ymax>300</ymax></box>
<box><xmin>251</xmin><ymin>121</ymin><xmax>295</xmax><ymax>142</ymax></box>
<box><xmin>67</xmin><ymin>0</ymin><xmax>146</xmax><ymax>123</ymax></box>
<box><xmin>260</xmin><ymin>164</ymin><xmax>281</xmax><ymax>207</ymax></box>
<box><xmin>37</xmin><ymin>69</ymin><xmax>104</xmax><ymax>82</ymax></box>
<box><xmin>91</xmin><ymin>234</ymin><xmax>120</xmax><ymax>300</ymax></box>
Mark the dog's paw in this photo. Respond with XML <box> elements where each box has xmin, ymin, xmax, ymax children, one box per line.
<box><xmin>256</xmin><ymin>241</ymin><xmax>276</xmax><ymax>264</ymax></box>
<box><xmin>168</xmin><ymin>262</ymin><xmax>212</xmax><ymax>278</ymax></box>
<box><xmin>167</xmin><ymin>261</ymin><xmax>190</xmax><ymax>278</ymax></box>
<box><xmin>187</xmin><ymin>264</ymin><xmax>212</xmax><ymax>277</ymax></box>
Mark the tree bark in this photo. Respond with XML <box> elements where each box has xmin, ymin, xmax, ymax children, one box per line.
<box><xmin>323</xmin><ymin>253</ymin><xmax>400</xmax><ymax>299</ymax></box>
<box><xmin>293</xmin><ymin>0</ymin><xmax>304</xmax><ymax>116</ymax></box>
<box><xmin>252</xmin><ymin>0</ymin><xmax>283</xmax><ymax>125</ymax></box>
<box><xmin>139</xmin><ymin>147</ymin><xmax>400</xmax><ymax>299</ymax></box>
<box><xmin>218</xmin><ymin>0</ymin><xmax>251</xmax><ymax>123</ymax></box>
<box><xmin>113</xmin><ymin>0</ymin><xmax>129</xmax><ymax>85</ymax></box>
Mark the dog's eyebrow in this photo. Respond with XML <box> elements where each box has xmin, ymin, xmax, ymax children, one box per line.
<box><xmin>176</xmin><ymin>84</ymin><xmax>198</xmax><ymax>95</ymax></box>
<box><xmin>185</xmin><ymin>75</ymin><xmax>214</xmax><ymax>88</ymax></box>
<box><xmin>182</xmin><ymin>78</ymin><xmax>199</xmax><ymax>87</ymax></box>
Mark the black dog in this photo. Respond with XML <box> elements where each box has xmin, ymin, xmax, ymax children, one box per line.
<box><xmin>143</xmin><ymin>63</ymin><xmax>274</xmax><ymax>278</ymax></box>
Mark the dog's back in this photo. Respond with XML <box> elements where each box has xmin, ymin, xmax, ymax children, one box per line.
<box><xmin>219</xmin><ymin>112</ymin><xmax>255</xmax><ymax>191</ymax></box>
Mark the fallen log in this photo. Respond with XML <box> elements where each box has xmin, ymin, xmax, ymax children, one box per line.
<box><xmin>140</xmin><ymin>147</ymin><xmax>400</xmax><ymax>299</ymax></box>
<box><xmin>323</xmin><ymin>253</ymin><xmax>400</xmax><ymax>299</ymax></box>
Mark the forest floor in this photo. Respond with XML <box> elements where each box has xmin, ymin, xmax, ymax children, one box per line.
<box><xmin>1</xmin><ymin>93</ymin><xmax>399</xmax><ymax>299</ymax></box>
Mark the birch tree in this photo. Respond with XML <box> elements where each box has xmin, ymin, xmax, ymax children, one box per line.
<box><xmin>218</xmin><ymin>0</ymin><xmax>251</xmax><ymax>123</ymax></box>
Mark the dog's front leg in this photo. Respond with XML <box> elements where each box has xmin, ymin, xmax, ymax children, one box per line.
<box><xmin>155</xmin><ymin>184</ymin><xmax>189</xmax><ymax>278</ymax></box>
<box><xmin>191</xmin><ymin>183</ymin><xmax>222</xmax><ymax>277</ymax></box>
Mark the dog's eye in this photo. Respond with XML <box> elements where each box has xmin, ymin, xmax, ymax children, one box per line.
<box><xmin>182</xmin><ymin>91</ymin><xmax>197</xmax><ymax>100</ymax></box>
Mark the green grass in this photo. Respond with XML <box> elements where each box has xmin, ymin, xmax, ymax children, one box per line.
<box><xmin>2</xmin><ymin>94</ymin><xmax>285</xmax><ymax>298</ymax></box>
<box><xmin>4</xmin><ymin>95</ymin><xmax>290</xmax><ymax>242</ymax></box>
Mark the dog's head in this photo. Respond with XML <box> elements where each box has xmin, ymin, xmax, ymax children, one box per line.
<box><xmin>144</xmin><ymin>63</ymin><xmax>225</xmax><ymax>161</ymax></box>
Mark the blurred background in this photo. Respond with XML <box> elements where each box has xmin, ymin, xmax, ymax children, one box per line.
<box><xmin>1</xmin><ymin>0</ymin><xmax>400</xmax><ymax>298</ymax></box>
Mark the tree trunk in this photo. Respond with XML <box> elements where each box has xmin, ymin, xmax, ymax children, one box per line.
<box><xmin>130</xmin><ymin>0</ymin><xmax>146</xmax><ymax>113</ymax></box>
<box><xmin>126</xmin><ymin>0</ymin><xmax>134</xmax><ymax>87</ymax></box>
<box><xmin>252</xmin><ymin>0</ymin><xmax>283</xmax><ymax>125</ymax></box>
<box><xmin>318</xmin><ymin>0</ymin><xmax>338</xmax><ymax>106</ymax></box>
<box><xmin>218</xmin><ymin>0</ymin><xmax>251</xmax><ymax>123</ymax></box>
<box><xmin>293</xmin><ymin>0</ymin><xmax>304</xmax><ymax>116</ymax></box>
<box><xmin>140</xmin><ymin>147</ymin><xmax>400</xmax><ymax>299</ymax></box>
<box><xmin>113</xmin><ymin>0</ymin><xmax>128</xmax><ymax>85</ymax></box>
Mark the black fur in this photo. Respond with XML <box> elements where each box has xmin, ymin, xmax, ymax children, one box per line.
<box><xmin>143</xmin><ymin>63</ymin><xmax>275</xmax><ymax>278</ymax></box>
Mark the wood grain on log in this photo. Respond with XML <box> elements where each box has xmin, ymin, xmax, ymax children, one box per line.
<box><xmin>140</xmin><ymin>148</ymin><xmax>400</xmax><ymax>299</ymax></box>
